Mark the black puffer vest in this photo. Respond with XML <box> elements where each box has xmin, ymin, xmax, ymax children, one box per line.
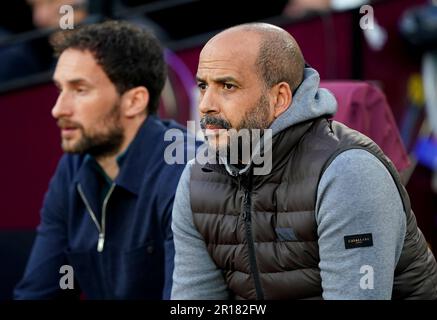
<box><xmin>190</xmin><ymin>118</ymin><xmax>437</xmax><ymax>299</ymax></box>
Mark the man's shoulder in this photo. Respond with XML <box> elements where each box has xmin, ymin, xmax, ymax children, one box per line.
<box><xmin>151</xmin><ymin>117</ymin><xmax>188</xmax><ymax>137</ymax></box>
<box><xmin>41</xmin><ymin>153</ymin><xmax>88</xmax><ymax>201</ymax></box>
<box><xmin>138</xmin><ymin>117</ymin><xmax>199</xmax><ymax>167</ymax></box>
<box><xmin>159</xmin><ymin>118</ymin><xmax>188</xmax><ymax>132</ymax></box>
<box><xmin>322</xmin><ymin>148</ymin><xmax>389</xmax><ymax>176</ymax></box>
<box><xmin>138</xmin><ymin>117</ymin><xmax>195</xmax><ymax>150</ymax></box>
<box><xmin>317</xmin><ymin>148</ymin><xmax>401</xmax><ymax>201</ymax></box>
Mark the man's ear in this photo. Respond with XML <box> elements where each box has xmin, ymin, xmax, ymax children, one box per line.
<box><xmin>121</xmin><ymin>86</ymin><xmax>149</xmax><ymax>118</ymax></box>
<box><xmin>271</xmin><ymin>82</ymin><xmax>292</xmax><ymax>119</ymax></box>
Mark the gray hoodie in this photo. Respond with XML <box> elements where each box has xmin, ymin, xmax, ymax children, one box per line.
<box><xmin>171</xmin><ymin>67</ymin><xmax>406</xmax><ymax>300</ymax></box>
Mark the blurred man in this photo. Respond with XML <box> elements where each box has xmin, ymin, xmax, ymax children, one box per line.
<box><xmin>15</xmin><ymin>21</ymin><xmax>192</xmax><ymax>299</ymax></box>
<box><xmin>0</xmin><ymin>0</ymin><xmax>88</xmax><ymax>83</ymax></box>
<box><xmin>171</xmin><ymin>23</ymin><xmax>437</xmax><ymax>299</ymax></box>
<box><xmin>283</xmin><ymin>0</ymin><xmax>331</xmax><ymax>17</ymax></box>
<box><xmin>27</xmin><ymin>0</ymin><xmax>88</xmax><ymax>29</ymax></box>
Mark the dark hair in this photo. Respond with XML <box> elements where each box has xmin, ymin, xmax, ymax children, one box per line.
<box><xmin>229</xmin><ymin>23</ymin><xmax>304</xmax><ymax>92</ymax></box>
<box><xmin>52</xmin><ymin>20</ymin><xmax>167</xmax><ymax>114</ymax></box>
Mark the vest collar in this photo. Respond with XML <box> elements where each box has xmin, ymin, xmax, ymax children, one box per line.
<box><xmin>200</xmin><ymin>119</ymin><xmax>318</xmax><ymax>177</ymax></box>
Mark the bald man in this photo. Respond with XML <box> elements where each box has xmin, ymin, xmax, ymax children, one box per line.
<box><xmin>171</xmin><ymin>23</ymin><xmax>437</xmax><ymax>300</ymax></box>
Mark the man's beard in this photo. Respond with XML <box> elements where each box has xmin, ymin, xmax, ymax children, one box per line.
<box><xmin>199</xmin><ymin>93</ymin><xmax>271</xmax><ymax>164</ymax></box>
<box><xmin>58</xmin><ymin>102</ymin><xmax>124</xmax><ymax>158</ymax></box>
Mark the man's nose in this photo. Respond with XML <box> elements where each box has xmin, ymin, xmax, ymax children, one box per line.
<box><xmin>198</xmin><ymin>88</ymin><xmax>220</xmax><ymax>115</ymax></box>
<box><xmin>51</xmin><ymin>91</ymin><xmax>73</xmax><ymax>119</ymax></box>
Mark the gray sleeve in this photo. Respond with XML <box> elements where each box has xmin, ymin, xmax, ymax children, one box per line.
<box><xmin>316</xmin><ymin>149</ymin><xmax>406</xmax><ymax>300</ymax></box>
<box><xmin>171</xmin><ymin>160</ymin><xmax>229</xmax><ymax>300</ymax></box>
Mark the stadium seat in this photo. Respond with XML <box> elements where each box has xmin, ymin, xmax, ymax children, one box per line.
<box><xmin>320</xmin><ymin>80</ymin><xmax>411</xmax><ymax>173</ymax></box>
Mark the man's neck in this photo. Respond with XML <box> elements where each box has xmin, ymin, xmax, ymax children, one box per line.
<box><xmin>95</xmin><ymin>155</ymin><xmax>120</xmax><ymax>181</ymax></box>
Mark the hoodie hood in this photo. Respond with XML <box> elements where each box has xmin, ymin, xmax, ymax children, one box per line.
<box><xmin>269</xmin><ymin>67</ymin><xmax>337</xmax><ymax>137</ymax></box>
<box><xmin>223</xmin><ymin>67</ymin><xmax>338</xmax><ymax>176</ymax></box>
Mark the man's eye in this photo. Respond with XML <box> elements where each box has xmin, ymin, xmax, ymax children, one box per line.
<box><xmin>76</xmin><ymin>87</ymin><xmax>87</xmax><ymax>94</ymax></box>
<box><xmin>224</xmin><ymin>83</ymin><xmax>235</xmax><ymax>90</ymax></box>
<box><xmin>197</xmin><ymin>83</ymin><xmax>207</xmax><ymax>90</ymax></box>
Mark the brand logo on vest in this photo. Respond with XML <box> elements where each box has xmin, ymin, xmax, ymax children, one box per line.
<box><xmin>344</xmin><ymin>233</ymin><xmax>373</xmax><ymax>249</ymax></box>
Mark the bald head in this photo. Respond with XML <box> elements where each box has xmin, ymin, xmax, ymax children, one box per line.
<box><xmin>204</xmin><ymin>23</ymin><xmax>305</xmax><ymax>92</ymax></box>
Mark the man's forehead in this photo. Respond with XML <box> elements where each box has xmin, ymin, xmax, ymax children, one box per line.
<box><xmin>56</xmin><ymin>49</ymin><xmax>94</xmax><ymax>68</ymax></box>
<box><xmin>54</xmin><ymin>49</ymin><xmax>105</xmax><ymax>84</ymax></box>
<box><xmin>197</xmin><ymin>56</ymin><xmax>254</xmax><ymax>83</ymax></box>
<box><xmin>198</xmin><ymin>32</ymin><xmax>260</xmax><ymax>77</ymax></box>
<box><xmin>196</xmin><ymin>64</ymin><xmax>241</xmax><ymax>83</ymax></box>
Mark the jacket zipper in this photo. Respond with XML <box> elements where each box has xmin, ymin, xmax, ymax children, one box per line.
<box><xmin>77</xmin><ymin>183</ymin><xmax>116</xmax><ymax>252</ymax></box>
<box><xmin>241</xmin><ymin>176</ymin><xmax>264</xmax><ymax>300</ymax></box>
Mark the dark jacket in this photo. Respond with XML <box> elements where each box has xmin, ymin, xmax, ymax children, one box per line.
<box><xmin>190</xmin><ymin>118</ymin><xmax>437</xmax><ymax>299</ymax></box>
<box><xmin>15</xmin><ymin>115</ymin><xmax>191</xmax><ymax>299</ymax></box>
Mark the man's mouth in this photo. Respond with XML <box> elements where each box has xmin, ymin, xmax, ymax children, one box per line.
<box><xmin>57</xmin><ymin>119</ymin><xmax>81</xmax><ymax>137</ymax></box>
<box><xmin>205</xmin><ymin>124</ymin><xmax>224</xmax><ymax>130</ymax></box>
<box><xmin>59</xmin><ymin>125</ymin><xmax>79</xmax><ymax>137</ymax></box>
<box><xmin>200</xmin><ymin>115</ymin><xmax>231</xmax><ymax>132</ymax></box>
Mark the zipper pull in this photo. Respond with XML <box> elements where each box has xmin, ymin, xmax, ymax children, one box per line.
<box><xmin>97</xmin><ymin>233</ymin><xmax>105</xmax><ymax>252</ymax></box>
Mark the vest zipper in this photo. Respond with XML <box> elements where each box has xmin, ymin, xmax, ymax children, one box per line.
<box><xmin>241</xmin><ymin>176</ymin><xmax>264</xmax><ymax>300</ymax></box>
<box><xmin>77</xmin><ymin>183</ymin><xmax>116</xmax><ymax>252</ymax></box>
